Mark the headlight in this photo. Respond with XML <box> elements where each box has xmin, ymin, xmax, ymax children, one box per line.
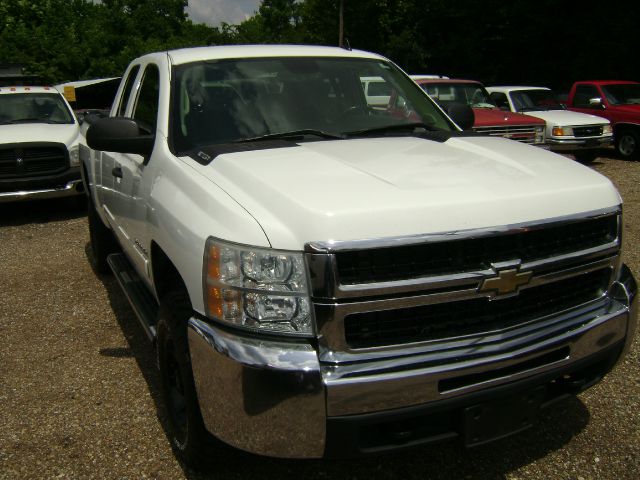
<box><xmin>534</xmin><ymin>125</ymin><xmax>545</xmax><ymax>144</ymax></box>
<box><xmin>68</xmin><ymin>145</ymin><xmax>80</xmax><ymax>166</ymax></box>
<box><xmin>203</xmin><ymin>238</ymin><xmax>314</xmax><ymax>336</ymax></box>
<box><xmin>603</xmin><ymin>124</ymin><xmax>613</xmax><ymax>135</ymax></box>
<box><xmin>552</xmin><ymin>126</ymin><xmax>573</xmax><ymax>137</ymax></box>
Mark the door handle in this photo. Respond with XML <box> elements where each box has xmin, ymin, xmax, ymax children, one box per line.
<box><xmin>112</xmin><ymin>166</ymin><xmax>123</xmax><ymax>178</ymax></box>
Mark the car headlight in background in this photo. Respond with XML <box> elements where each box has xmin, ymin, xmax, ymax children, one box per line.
<box><xmin>534</xmin><ymin>125</ymin><xmax>545</xmax><ymax>144</ymax></box>
<box><xmin>603</xmin><ymin>124</ymin><xmax>613</xmax><ymax>135</ymax></box>
<box><xmin>552</xmin><ymin>126</ymin><xmax>573</xmax><ymax>137</ymax></box>
<box><xmin>203</xmin><ymin>238</ymin><xmax>314</xmax><ymax>336</ymax></box>
<box><xmin>68</xmin><ymin>145</ymin><xmax>80</xmax><ymax>166</ymax></box>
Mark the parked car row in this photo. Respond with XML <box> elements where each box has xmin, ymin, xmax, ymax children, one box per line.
<box><xmin>360</xmin><ymin>75</ymin><xmax>639</xmax><ymax>161</ymax></box>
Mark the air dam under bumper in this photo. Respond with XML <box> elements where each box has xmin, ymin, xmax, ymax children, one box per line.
<box><xmin>187</xmin><ymin>265</ymin><xmax>637</xmax><ymax>459</ymax></box>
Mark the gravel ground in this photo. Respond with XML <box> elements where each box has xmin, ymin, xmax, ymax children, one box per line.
<box><xmin>1</xmin><ymin>153</ymin><xmax>638</xmax><ymax>480</ymax></box>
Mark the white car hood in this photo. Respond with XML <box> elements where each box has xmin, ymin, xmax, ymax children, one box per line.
<box><xmin>0</xmin><ymin>123</ymin><xmax>80</xmax><ymax>147</ymax></box>
<box><xmin>524</xmin><ymin>110</ymin><xmax>609</xmax><ymax>127</ymax></box>
<box><xmin>187</xmin><ymin>136</ymin><xmax>620</xmax><ymax>250</ymax></box>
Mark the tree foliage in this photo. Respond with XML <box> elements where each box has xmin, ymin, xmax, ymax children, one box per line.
<box><xmin>0</xmin><ymin>0</ymin><xmax>638</xmax><ymax>89</ymax></box>
<box><xmin>0</xmin><ymin>0</ymin><xmax>234</xmax><ymax>83</ymax></box>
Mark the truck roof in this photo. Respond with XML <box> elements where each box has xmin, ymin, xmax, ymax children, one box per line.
<box><xmin>487</xmin><ymin>86</ymin><xmax>551</xmax><ymax>93</ymax></box>
<box><xmin>573</xmin><ymin>80</ymin><xmax>640</xmax><ymax>86</ymax></box>
<box><xmin>164</xmin><ymin>45</ymin><xmax>386</xmax><ymax>66</ymax></box>
<box><xmin>411</xmin><ymin>77</ymin><xmax>481</xmax><ymax>85</ymax></box>
<box><xmin>0</xmin><ymin>85</ymin><xmax>59</xmax><ymax>94</ymax></box>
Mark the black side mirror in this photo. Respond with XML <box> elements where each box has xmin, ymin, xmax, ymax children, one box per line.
<box><xmin>86</xmin><ymin>117</ymin><xmax>155</xmax><ymax>156</ymax></box>
<box><xmin>446</xmin><ymin>102</ymin><xmax>475</xmax><ymax>130</ymax></box>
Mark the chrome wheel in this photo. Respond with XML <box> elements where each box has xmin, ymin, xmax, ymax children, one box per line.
<box><xmin>617</xmin><ymin>131</ymin><xmax>638</xmax><ymax>158</ymax></box>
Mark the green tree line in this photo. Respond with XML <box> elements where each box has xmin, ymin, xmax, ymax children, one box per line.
<box><xmin>1</xmin><ymin>0</ymin><xmax>638</xmax><ymax>91</ymax></box>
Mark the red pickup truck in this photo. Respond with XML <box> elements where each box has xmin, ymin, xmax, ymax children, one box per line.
<box><xmin>566</xmin><ymin>81</ymin><xmax>640</xmax><ymax>159</ymax></box>
<box><xmin>411</xmin><ymin>77</ymin><xmax>546</xmax><ymax>146</ymax></box>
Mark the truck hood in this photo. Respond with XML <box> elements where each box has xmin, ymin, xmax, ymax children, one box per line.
<box><xmin>0</xmin><ymin>123</ymin><xmax>80</xmax><ymax>147</ymax></box>
<box><xmin>523</xmin><ymin>110</ymin><xmax>609</xmax><ymax>127</ymax></box>
<box><xmin>187</xmin><ymin>136</ymin><xmax>620</xmax><ymax>250</ymax></box>
<box><xmin>472</xmin><ymin>108</ymin><xmax>545</xmax><ymax>127</ymax></box>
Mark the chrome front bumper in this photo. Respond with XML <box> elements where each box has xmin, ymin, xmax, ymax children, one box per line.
<box><xmin>0</xmin><ymin>179</ymin><xmax>84</xmax><ymax>203</ymax></box>
<box><xmin>188</xmin><ymin>265</ymin><xmax>637</xmax><ymax>458</ymax></box>
<box><xmin>547</xmin><ymin>136</ymin><xmax>613</xmax><ymax>151</ymax></box>
<box><xmin>188</xmin><ymin>320</ymin><xmax>326</xmax><ymax>458</ymax></box>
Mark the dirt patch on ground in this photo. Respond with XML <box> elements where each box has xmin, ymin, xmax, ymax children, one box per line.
<box><xmin>1</xmin><ymin>154</ymin><xmax>638</xmax><ymax>480</ymax></box>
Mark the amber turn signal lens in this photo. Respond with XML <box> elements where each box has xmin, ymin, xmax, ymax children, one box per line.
<box><xmin>207</xmin><ymin>286</ymin><xmax>224</xmax><ymax>319</ymax></box>
<box><xmin>207</xmin><ymin>244</ymin><xmax>220</xmax><ymax>280</ymax></box>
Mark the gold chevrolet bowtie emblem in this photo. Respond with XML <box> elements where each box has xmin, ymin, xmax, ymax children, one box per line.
<box><xmin>478</xmin><ymin>268</ymin><xmax>532</xmax><ymax>297</ymax></box>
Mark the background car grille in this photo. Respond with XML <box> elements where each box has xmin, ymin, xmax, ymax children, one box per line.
<box><xmin>336</xmin><ymin>214</ymin><xmax>618</xmax><ymax>285</ymax></box>
<box><xmin>0</xmin><ymin>144</ymin><xmax>68</xmax><ymax>179</ymax></box>
<box><xmin>343</xmin><ymin>268</ymin><xmax>610</xmax><ymax>349</ymax></box>
<box><xmin>573</xmin><ymin>126</ymin><xmax>604</xmax><ymax>137</ymax></box>
<box><xmin>473</xmin><ymin>125</ymin><xmax>537</xmax><ymax>143</ymax></box>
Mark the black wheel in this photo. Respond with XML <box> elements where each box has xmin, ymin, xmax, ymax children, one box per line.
<box><xmin>616</xmin><ymin>129</ymin><xmax>639</xmax><ymax>159</ymax></box>
<box><xmin>87</xmin><ymin>193</ymin><xmax>118</xmax><ymax>273</ymax></box>
<box><xmin>157</xmin><ymin>290</ymin><xmax>209</xmax><ymax>467</ymax></box>
<box><xmin>573</xmin><ymin>151</ymin><xmax>598</xmax><ymax>163</ymax></box>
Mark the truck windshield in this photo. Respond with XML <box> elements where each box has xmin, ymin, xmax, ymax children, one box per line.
<box><xmin>420</xmin><ymin>83</ymin><xmax>496</xmax><ymax>109</ymax></box>
<box><xmin>511</xmin><ymin>89</ymin><xmax>564</xmax><ymax>112</ymax></box>
<box><xmin>170</xmin><ymin>57</ymin><xmax>453</xmax><ymax>153</ymax></box>
<box><xmin>0</xmin><ymin>93</ymin><xmax>74</xmax><ymax>124</ymax></box>
<box><xmin>601</xmin><ymin>84</ymin><xmax>640</xmax><ymax>105</ymax></box>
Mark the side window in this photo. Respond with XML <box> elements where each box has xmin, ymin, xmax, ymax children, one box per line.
<box><xmin>574</xmin><ymin>85</ymin><xmax>600</xmax><ymax>108</ymax></box>
<box><xmin>490</xmin><ymin>92</ymin><xmax>510</xmax><ymax>110</ymax></box>
<box><xmin>116</xmin><ymin>65</ymin><xmax>140</xmax><ymax>117</ymax></box>
<box><xmin>133</xmin><ymin>64</ymin><xmax>160</xmax><ymax>133</ymax></box>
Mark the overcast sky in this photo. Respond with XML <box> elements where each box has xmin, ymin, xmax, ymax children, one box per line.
<box><xmin>185</xmin><ymin>0</ymin><xmax>262</xmax><ymax>26</ymax></box>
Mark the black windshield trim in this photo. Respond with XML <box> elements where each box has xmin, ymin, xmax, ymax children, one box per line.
<box><xmin>186</xmin><ymin>140</ymin><xmax>298</xmax><ymax>165</ymax></box>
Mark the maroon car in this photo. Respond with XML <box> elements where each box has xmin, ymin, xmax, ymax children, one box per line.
<box><xmin>411</xmin><ymin>76</ymin><xmax>546</xmax><ymax>146</ymax></box>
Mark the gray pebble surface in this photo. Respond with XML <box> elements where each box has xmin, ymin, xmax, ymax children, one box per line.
<box><xmin>0</xmin><ymin>153</ymin><xmax>638</xmax><ymax>479</ymax></box>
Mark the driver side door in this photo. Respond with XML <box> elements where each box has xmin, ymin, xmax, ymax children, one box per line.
<box><xmin>110</xmin><ymin>63</ymin><xmax>160</xmax><ymax>279</ymax></box>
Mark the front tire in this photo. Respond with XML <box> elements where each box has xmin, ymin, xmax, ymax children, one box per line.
<box><xmin>157</xmin><ymin>290</ymin><xmax>209</xmax><ymax>467</ymax></box>
<box><xmin>573</xmin><ymin>151</ymin><xmax>598</xmax><ymax>163</ymax></box>
<box><xmin>616</xmin><ymin>129</ymin><xmax>639</xmax><ymax>159</ymax></box>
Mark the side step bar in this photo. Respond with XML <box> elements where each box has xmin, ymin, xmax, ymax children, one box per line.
<box><xmin>107</xmin><ymin>253</ymin><xmax>159</xmax><ymax>342</ymax></box>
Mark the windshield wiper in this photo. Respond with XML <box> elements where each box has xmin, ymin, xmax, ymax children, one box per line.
<box><xmin>344</xmin><ymin>122</ymin><xmax>439</xmax><ymax>137</ymax></box>
<box><xmin>239</xmin><ymin>129</ymin><xmax>344</xmax><ymax>142</ymax></box>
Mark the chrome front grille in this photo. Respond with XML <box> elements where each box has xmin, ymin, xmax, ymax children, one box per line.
<box><xmin>335</xmin><ymin>214</ymin><xmax>617</xmax><ymax>286</ymax></box>
<box><xmin>473</xmin><ymin>125</ymin><xmax>538</xmax><ymax>144</ymax></box>
<box><xmin>307</xmin><ymin>208</ymin><xmax>621</xmax><ymax>359</ymax></box>
<box><xmin>343</xmin><ymin>267</ymin><xmax>610</xmax><ymax>348</ymax></box>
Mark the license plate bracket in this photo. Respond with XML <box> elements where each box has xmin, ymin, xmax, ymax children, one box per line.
<box><xmin>463</xmin><ymin>385</ymin><xmax>547</xmax><ymax>447</ymax></box>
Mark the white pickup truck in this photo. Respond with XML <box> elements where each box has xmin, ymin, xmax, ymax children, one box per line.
<box><xmin>487</xmin><ymin>86</ymin><xmax>613</xmax><ymax>163</ymax></box>
<box><xmin>0</xmin><ymin>86</ymin><xmax>83</xmax><ymax>202</ymax></box>
<box><xmin>80</xmin><ymin>45</ymin><xmax>637</xmax><ymax>465</ymax></box>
